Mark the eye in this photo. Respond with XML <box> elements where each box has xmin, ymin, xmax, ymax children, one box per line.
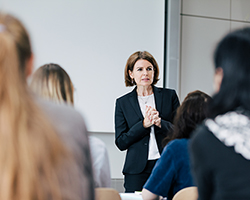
<box><xmin>137</xmin><ymin>68</ymin><xmax>142</xmax><ymax>71</ymax></box>
<box><xmin>147</xmin><ymin>67</ymin><xmax>153</xmax><ymax>71</ymax></box>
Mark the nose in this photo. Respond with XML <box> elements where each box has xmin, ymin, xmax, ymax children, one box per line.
<box><xmin>143</xmin><ymin>68</ymin><xmax>148</xmax><ymax>75</ymax></box>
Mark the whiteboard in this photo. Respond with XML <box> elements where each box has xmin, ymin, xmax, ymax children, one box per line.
<box><xmin>1</xmin><ymin>0</ymin><xmax>165</xmax><ymax>132</ymax></box>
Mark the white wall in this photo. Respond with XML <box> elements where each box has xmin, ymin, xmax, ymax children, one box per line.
<box><xmin>0</xmin><ymin>0</ymin><xmax>165</xmax><ymax>133</ymax></box>
<box><xmin>180</xmin><ymin>0</ymin><xmax>250</xmax><ymax>102</ymax></box>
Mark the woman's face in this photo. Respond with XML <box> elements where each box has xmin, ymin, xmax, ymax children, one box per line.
<box><xmin>129</xmin><ymin>59</ymin><xmax>154</xmax><ymax>87</ymax></box>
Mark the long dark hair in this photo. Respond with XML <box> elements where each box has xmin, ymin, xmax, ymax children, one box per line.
<box><xmin>210</xmin><ymin>27</ymin><xmax>250</xmax><ymax>118</ymax></box>
<box><xmin>163</xmin><ymin>90</ymin><xmax>211</xmax><ymax>146</ymax></box>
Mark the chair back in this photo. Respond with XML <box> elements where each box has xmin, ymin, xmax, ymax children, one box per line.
<box><xmin>95</xmin><ymin>188</ymin><xmax>122</xmax><ymax>200</ymax></box>
<box><xmin>172</xmin><ymin>186</ymin><xmax>198</xmax><ymax>200</ymax></box>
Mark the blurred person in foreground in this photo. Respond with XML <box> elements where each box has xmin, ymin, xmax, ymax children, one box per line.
<box><xmin>0</xmin><ymin>13</ymin><xmax>94</xmax><ymax>200</ymax></box>
<box><xmin>190</xmin><ymin>27</ymin><xmax>250</xmax><ymax>200</ymax></box>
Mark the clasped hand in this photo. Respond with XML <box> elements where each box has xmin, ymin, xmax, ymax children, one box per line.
<box><xmin>143</xmin><ymin>106</ymin><xmax>161</xmax><ymax>128</ymax></box>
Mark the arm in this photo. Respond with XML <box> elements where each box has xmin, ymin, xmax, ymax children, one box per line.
<box><xmin>171</xmin><ymin>90</ymin><xmax>180</xmax><ymax>121</ymax></box>
<box><xmin>158</xmin><ymin>119</ymin><xmax>173</xmax><ymax>132</ymax></box>
<box><xmin>142</xmin><ymin>188</ymin><xmax>160</xmax><ymax>200</ymax></box>
<box><xmin>154</xmin><ymin>89</ymin><xmax>180</xmax><ymax>131</ymax></box>
<box><xmin>89</xmin><ymin>136</ymin><xmax>111</xmax><ymax>188</ymax></box>
<box><xmin>143</xmin><ymin>144</ymin><xmax>176</xmax><ymax>198</ymax></box>
<box><xmin>115</xmin><ymin>99</ymin><xmax>151</xmax><ymax>151</ymax></box>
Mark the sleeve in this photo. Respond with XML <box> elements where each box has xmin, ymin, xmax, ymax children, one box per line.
<box><xmin>189</xmin><ymin>128</ymin><xmax>214</xmax><ymax>200</ymax></box>
<box><xmin>160</xmin><ymin>119</ymin><xmax>174</xmax><ymax>132</ymax></box>
<box><xmin>115</xmin><ymin>99</ymin><xmax>151</xmax><ymax>151</ymax></box>
<box><xmin>89</xmin><ymin>136</ymin><xmax>111</xmax><ymax>188</ymax></box>
<box><xmin>143</xmin><ymin>144</ymin><xmax>176</xmax><ymax>197</ymax></box>
<box><xmin>170</xmin><ymin>90</ymin><xmax>180</xmax><ymax>121</ymax></box>
<box><xmin>159</xmin><ymin>89</ymin><xmax>180</xmax><ymax>132</ymax></box>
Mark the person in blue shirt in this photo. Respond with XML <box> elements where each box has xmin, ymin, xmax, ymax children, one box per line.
<box><xmin>142</xmin><ymin>90</ymin><xmax>211</xmax><ymax>200</ymax></box>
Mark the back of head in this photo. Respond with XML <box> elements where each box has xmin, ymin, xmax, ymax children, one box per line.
<box><xmin>0</xmin><ymin>13</ymin><xmax>78</xmax><ymax>200</ymax></box>
<box><xmin>211</xmin><ymin>27</ymin><xmax>250</xmax><ymax>117</ymax></box>
<box><xmin>30</xmin><ymin>63</ymin><xmax>74</xmax><ymax>105</ymax></box>
<box><xmin>0</xmin><ymin>13</ymin><xmax>32</xmax><ymax>78</ymax></box>
<box><xmin>164</xmin><ymin>90</ymin><xmax>211</xmax><ymax>145</ymax></box>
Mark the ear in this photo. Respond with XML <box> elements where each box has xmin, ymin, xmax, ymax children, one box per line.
<box><xmin>213</xmin><ymin>67</ymin><xmax>223</xmax><ymax>93</ymax></box>
<box><xmin>129</xmin><ymin>70</ymin><xmax>133</xmax><ymax>79</ymax></box>
<box><xmin>25</xmin><ymin>53</ymin><xmax>34</xmax><ymax>78</ymax></box>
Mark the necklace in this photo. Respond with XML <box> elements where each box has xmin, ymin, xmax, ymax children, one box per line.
<box><xmin>139</xmin><ymin>94</ymin><xmax>152</xmax><ymax>104</ymax></box>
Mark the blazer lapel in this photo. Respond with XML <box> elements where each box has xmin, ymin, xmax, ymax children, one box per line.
<box><xmin>129</xmin><ymin>87</ymin><xmax>144</xmax><ymax>120</ymax></box>
<box><xmin>153</xmin><ymin>86</ymin><xmax>162</xmax><ymax>114</ymax></box>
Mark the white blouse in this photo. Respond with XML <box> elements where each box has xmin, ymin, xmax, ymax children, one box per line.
<box><xmin>138</xmin><ymin>94</ymin><xmax>160</xmax><ymax>160</ymax></box>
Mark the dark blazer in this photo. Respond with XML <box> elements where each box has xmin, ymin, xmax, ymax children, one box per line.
<box><xmin>115</xmin><ymin>86</ymin><xmax>180</xmax><ymax>174</ymax></box>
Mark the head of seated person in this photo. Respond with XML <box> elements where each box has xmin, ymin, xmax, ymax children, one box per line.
<box><xmin>165</xmin><ymin>90</ymin><xmax>212</xmax><ymax>144</ymax></box>
<box><xmin>30</xmin><ymin>63</ymin><xmax>74</xmax><ymax>105</ymax></box>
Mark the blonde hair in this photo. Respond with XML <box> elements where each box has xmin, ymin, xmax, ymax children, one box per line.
<box><xmin>0</xmin><ymin>13</ymin><xmax>75</xmax><ymax>200</ymax></box>
<box><xmin>30</xmin><ymin>63</ymin><xmax>74</xmax><ymax>105</ymax></box>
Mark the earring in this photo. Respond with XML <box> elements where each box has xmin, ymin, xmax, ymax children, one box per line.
<box><xmin>131</xmin><ymin>78</ymin><xmax>134</xmax><ymax>84</ymax></box>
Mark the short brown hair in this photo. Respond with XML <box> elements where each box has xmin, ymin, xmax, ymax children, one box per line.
<box><xmin>124</xmin><ymin>51</ymin><xmax>160</xmax><ymax>87</ymax></box>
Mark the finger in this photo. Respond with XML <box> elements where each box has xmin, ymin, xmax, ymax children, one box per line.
<box><xmin>145</xmin><ymin>106</ymin><xmax>151</xmax><ymax>114</ymax></box>
<box><xmin>148</xmin><ymin>109</ymin><xmax>156</xmax><ymax>116</ymax></box>
<box><xmin>150</xmin><ymin>112</ymin><xmax>159</xmax><ymax>119</ymax></box>
<box><xmin>152</xmin><ymin>118</ymin><xmax>160</xmax><ymax>125</ymax></box>
<box><xmin>150</xmin><ymin>111</ymin><xmax>158</xmax><ymax>116</ymax></box>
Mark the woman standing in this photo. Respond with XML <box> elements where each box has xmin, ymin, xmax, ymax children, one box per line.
<box><xmin>190</xmin><ymin>28</ymin><xmax>250</xmax><ymax>199</ymax></box>
<box><xmin>115</xmin><ymin>51</ymin><xmax>180</xmax><ymax>192</ymax></box>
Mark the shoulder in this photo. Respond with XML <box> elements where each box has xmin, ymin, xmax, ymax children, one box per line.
<box><xmin>161</xmin><ymin>139</ymin><xmax>187</xmax><ymax>157</ymax></box>
<box><xmin>41</xmin><ymin>99</ymin><xmax>85</xmax><ymax>126</ymax></box>
<box><xmin>169</xmin><ymin>138</ymin><xmax>188</xmax><ymax>147</ymax></box>
<box><xmin>154</xmin><ymin>86</ymin><xmax>176</xmax><ymax>94</ymax></box>
<box><xmin>165</xmin><ymin>139</ymin><xmax>188</xmax><ymax>153</ymax></box>
<box><xmin>189</xmin><ymin>123</ymin><xmax>213</xmax><ymax>153</ymax></box>
<box><xmin>153</xmin><ymin>86</ymin><xmax>178</xmax><ymax>101</ymax></box>
<box><xmin>191</xmin><ymin>123</ymin><xmax>212</xmax><ymax>142</ymax></box>
<box><xmin>116</xmin><ymin>88</ymin><xmax>135</xmax><ymax>102</ymax></box>
<box><xmin>34</xmin><ymin>97</ymin><xmax>88</xmax><ymax>144</ymax></box>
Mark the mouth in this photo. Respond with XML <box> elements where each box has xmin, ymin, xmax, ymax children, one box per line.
<box><xmin>142</xmin><ymin>78</ymin><xmax>150</xmax><ymax>81</ymax></box>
